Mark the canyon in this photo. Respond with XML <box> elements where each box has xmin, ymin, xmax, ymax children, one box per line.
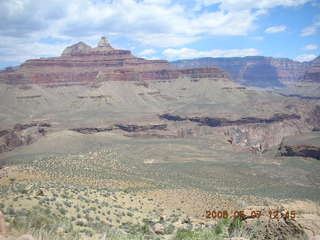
<box><xmin>172</xmin><ymin>55</ymin><xmax>319</xmax><ymax>87</ymax></box>
<box><xmin>0</xmin><ymin>37</ymin><xmax>319</xmax><ymax>157</ymax></box>
<box><xmin>0</xmin><ymin>36</ymin><xmax>320</xmax><ymax>240</ymax></box>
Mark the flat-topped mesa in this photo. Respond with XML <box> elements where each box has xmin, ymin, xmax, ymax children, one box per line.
<box><xmin>0</xmin><ymin>36</ymin><xmax>228</xmax><ymax>85</ymax></box>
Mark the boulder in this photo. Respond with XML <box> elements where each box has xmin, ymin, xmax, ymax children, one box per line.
<box><xmin>153</xmin><ymin>223</ymin><xmax>165</xmax><ymax>235</ymax></box>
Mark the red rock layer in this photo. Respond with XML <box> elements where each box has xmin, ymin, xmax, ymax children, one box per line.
<box><xmin>0</xmin><ymin>37</ymin><xmax>227</xmax><ymax>85</ymax></box>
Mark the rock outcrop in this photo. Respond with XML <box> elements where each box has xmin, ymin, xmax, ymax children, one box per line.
<box><xmin>159</xmin><ymin>113</ymin><xmax>307</xmax><ymax>151</ymax></box>
<box><xmin>0</xmin><ymin>37</ymin><xmax>227</xmax><ymax>85</ymax></box>
<box><xmin>171</xmin><ymin>56</ymin><xmax>312</xmax><ymax>87</ymax></box>
<box><xmin>70</xmin><ymin>124</ymin><xmax>167</xmax><ymax>134</ymax></box>
<box><xmin>278</xmin><ymin>133</ymin><xmax>320</xmax><ymax>160</ymax></box>
<box><xmin>0</xmin><ymin>123</ymin><xmax>51</xmax><ymax>153</ymax></box>
<box><xmin>306</xmin><ymin>105</ymin><xmax>320</xmax><ymax>130</ymax></box>
<box><xmin>303</xmin><ymin>56</ymin><xmax>320</xmax><ymax>82</ymax></box>
<box><xmin>61</xmin><ymin>41</ymin><xmax>92</xmax><ymax>57</ymax></box>
<box><xmin>280</xmin><ymin>144</ymin><xmax>320</xmax><ymax>160</ymax></box>
<box><xmin>241</xmin><ymin>212</ymin><xmax>308</xmax><ymax>240</ymax></box>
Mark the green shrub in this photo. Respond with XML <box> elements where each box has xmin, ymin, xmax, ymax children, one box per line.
<box><xmin>75</xmin><ymin>220</ymin><xmax>85</xmax><ymax>226</ymax></box>
<box><xmin>175</xmin><ymin>229</ymin><xmax>195</xmax><ymax>240</ymax></box>
<box><xmin>164</xmin><ymin>224</ymin><xmax>175</xmax><ymax>234</ymax></box>
<box><xmin>19</xmin><ymin>189</ymin><xmax>28</xmax><ymax>194</ymax></box>
<box><xmin>228</xmin><ymin>217</ymin><xmax>243</xmax><ymax>235</ymax></box>
<box><xmin>58</xmin><ymin>207</ymin><xmax>67</xmax><ymax>215</ymax></box>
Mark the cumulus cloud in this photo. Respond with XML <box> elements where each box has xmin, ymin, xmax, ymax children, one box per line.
<box><xmin>143</xmin><ymin>0</ymin><xmax>171</xmax><ymax>5</ymax></box>
<box><xmin>302</xmin><ymin>44</ymin><xmax>318</xmax><ymax>50</ymax></box>
<box><xmin>301</xmin><ymin>19</ymin><xmax>320</xmax><ymax>36</ymax></box>
<box><xmin>0</xmin><ymin>0</ymin><xmax>313</xmax><ymax>65</ymax></box>
<box><xmin>139</xmin><ymin>49</ymin><xmax>156</xmax><ymax>55</ymax></box>
<box><xmin>133</xmin><ymin>33</ymin><xmax>201</xmax><ymax>48</ymax></box>
<box><xmin>0</xmin><ymin>36</ymin><xmax>66</xmax><ymax>63</ymax></box>
<box><xmin>295</xmin><ymin>54</ymin><xmax>317</xmax><ymax>62</ymax></box>
<box><xmin>0</xmin><ymin>0</ymin><xmax>67</xmax><ymax>37</ymax></box>
<box><xmin>0</xmin><ymin>0</ymin><xmax>264</xmax><ymax>54</ymax></box>
<box><xmin>195</xmin><ymin>0</ymin><xmax>311</xmax><ymax>11</ymax></box>
<box><xmin>0</xmin><ymin>0</ymin><xmax>298</xmax><ymax>44</ymax></box>
<box><xmin>162</xmin><ymin>47</ymin><xmax>260</xmax><ymax>60</ymax></box>
<box><xmin>265</xmin><ymin>25</ymin><xmax>287</xmax><ymax>34</ymax></box>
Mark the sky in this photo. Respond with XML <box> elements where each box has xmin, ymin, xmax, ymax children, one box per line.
<box><xmin>0</xmin><ymin>0</ymin><xmax>320</xmax><ymax>69</ymax></box>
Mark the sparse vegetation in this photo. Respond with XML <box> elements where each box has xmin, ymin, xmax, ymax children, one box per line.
<box><xmin>1</xmin><ymin>136</ymin><xmax>319</xmax><ymax>239</ymax></box>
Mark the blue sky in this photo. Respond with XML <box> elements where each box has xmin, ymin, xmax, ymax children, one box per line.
<box><xmin>0</xmin><ymin>0</ymin><xmax>319</xmax><ymax>69</ymax></box>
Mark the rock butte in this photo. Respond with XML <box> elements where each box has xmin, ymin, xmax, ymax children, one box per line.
<box><xmin>0</xmin><ymin>36</ymin><xmax>227</xmax><ymax>85</ymax></box>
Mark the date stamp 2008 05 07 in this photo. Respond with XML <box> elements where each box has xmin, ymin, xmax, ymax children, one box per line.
<box><xmin>205</xmin><ymin>210</ymin><xmax>296</xmax><ymax>220</ymax></box>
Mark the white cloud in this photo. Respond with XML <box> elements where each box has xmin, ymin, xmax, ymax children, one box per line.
<box><xmin>302</xmin><ymin>44</ymin><xmax>318</xmax><ymax>50</ymax></box>
<box><xmin>162</xmin><ymin>47</ymin><xmax>260</xmax><ymax>60</ymax></box>
<box><xmin>0</xmin><ymin>0</ymin><xmax>278</xmax><ymax>49</ymax></box>
<box><xmin>139</xmin><ymin>49</ymin><xmax>156</xmax><ymax>55</ymax></box>
<box><xmin>133</xmin><ymin>33</ymin><xmax>201</xmax><ymax>47</ymax></box>
<box><xmin>301</xmin><ymin>19</ymin><xmax>320</xmax><ymax>36</ymax></box>
<box><xmin>143</xmin><ymin>0</ymin><xmax>171</xmax><ymax>5</ymax></box>
<box><xmin>141</xmin><ymin>56</ymin><xmax>159</xmax><ymax>60</ymax></box>
<box><xmin>195</xmin><ymin>0</ymin><xmax>311</xmax><ymax>11</ymax></box>
<box><xmin>295</xmin><ymin>54</ymin><xmax>317</xmax><ymax>62</ymax></box>
<box><xmin>0</xmin><ymin>0</ymin><xmax>313</xmax><ymax>65</ymax></box>
<box><xmin>265</xmin><ymin>25</ymin><xmax>286</xmax><ymax>34</ymax></box>
<box><xmin>189</xmin><ymin>10</ymin><xmax>260</xmax><ymax>36</ymax></box>
<box><xmin>0</xmin><ymin>36</ymin><xmax>66</xmax><ymax>63</ymax></box>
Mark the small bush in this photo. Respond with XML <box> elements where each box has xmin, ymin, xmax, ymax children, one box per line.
<box><xmin>228</xmin><ymin>217</ymin><xmax>243</xmax><ymax>236</ymax></box>
<box><xmin>164</xmin><ymin>224</ymin><xmax>175</xmax><ymax>234</ymax></box>
<box><xmin>175</xmin><ymin>229</ymin><xmax>195</xmax><ymax>240</ymax></box>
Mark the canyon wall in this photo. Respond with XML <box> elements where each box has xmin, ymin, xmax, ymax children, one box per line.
<box><xmin>171</xmin><ymin>56</ymin><xmax>313</xmax><ymax>87</ymax></box>
<box><xmin>303</xmin><ymin>56</ymin><xmax>320</xmax><ymax>82</ymax></box>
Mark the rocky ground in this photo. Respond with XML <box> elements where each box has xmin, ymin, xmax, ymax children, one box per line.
<box><xmin>0</xmin><ymin>136</ymin><xmax>320</xmax><ymax>239</ymax></box>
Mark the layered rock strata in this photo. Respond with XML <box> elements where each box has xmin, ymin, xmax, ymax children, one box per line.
<box><xmin>171</xmin><ymin>56</ymin><xmax>313</xmax><ymax>87</ymax></box>
<box><xmin>0</xmin><ymin>37</ymin><xmax>227</xmax><ymax>85</ymax></box>
<box><xmin>303</xmin><ymin>56</ymin><xmax>320</xmax><ymax>82</ymax></box>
